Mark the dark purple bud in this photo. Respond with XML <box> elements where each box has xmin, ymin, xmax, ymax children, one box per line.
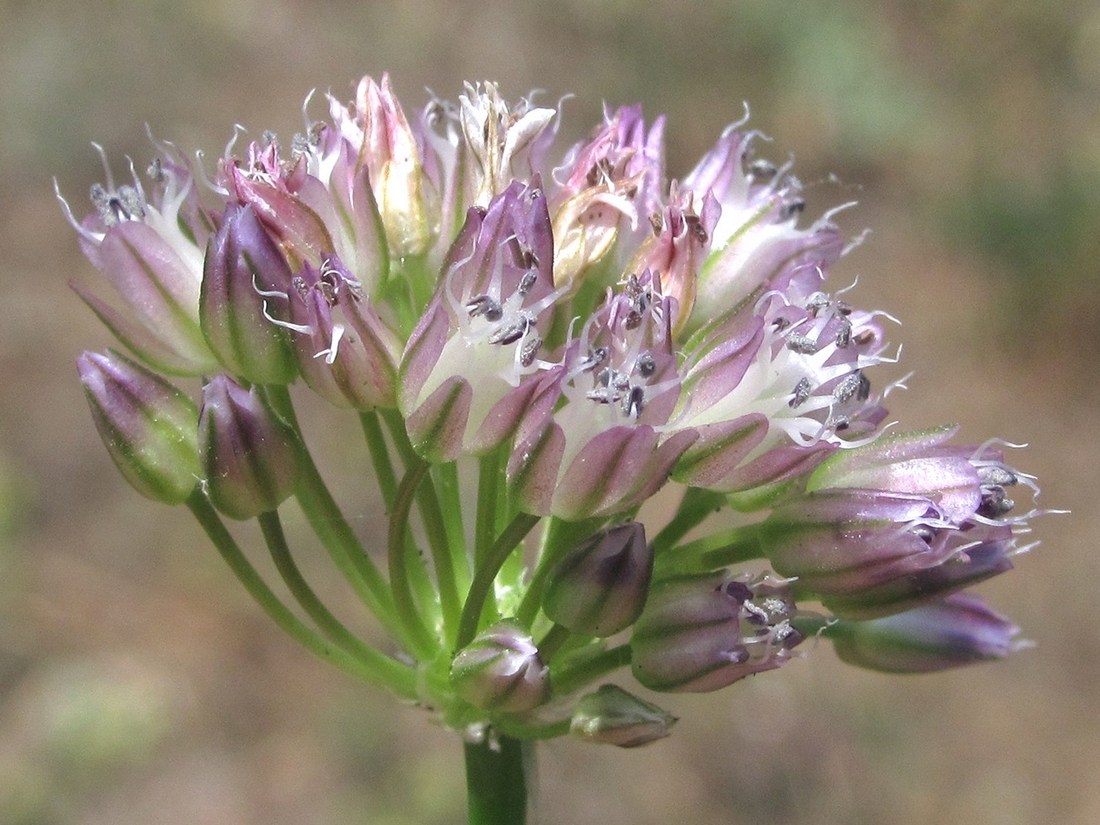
<box><xmin>570</xmin><ymin>684</ymin><xmax>677</xmax><ymax>747</ymax></box>
<box><xmin>200</xmin><ymin>204</ymin><xmax>298</xmax><ymax>385</ymax></box>
<box><xmin>829</xmin><ymin>593</ymin><xmax>1025</xmax><ymax>673</ymax></box>
<box><xmin>543</xmin><ymin>522</ymin><xmax>652</xmax><ymax>637</ymax></box>
<box><xmin>78</xmin><ymin>350</ymin><xmax>200</xmax><ymax>504</ymax></box>
<box><xmin>450</xmin><ymin>620</ymin><xmax>550</xmax><ymax>713</ymax></box>
<box><xmin>198</xmin><ymin>376</ymin><xmax>299</xmax><ymax>520</ymax></box>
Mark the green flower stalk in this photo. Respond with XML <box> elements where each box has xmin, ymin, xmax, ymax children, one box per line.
<box><xmin>62</xmin><ymin>74</ymin><xmax>1053</xmax><ymax>824</ymax></box>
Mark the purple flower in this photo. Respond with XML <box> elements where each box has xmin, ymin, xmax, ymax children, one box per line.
<box><xmin>828</xmin><ymin>593</ymin><xmax>1025</xmax><ymax>673</ymax></box>
<box><xmin>199</xmin><ymin>203</ymin><xmax>298</xmax><ymax>385</ymax></box>
<box><xmin>77</xmin><ymin>350</ymin><xmax>200</xmax><ymax>504</ymax></box>
<box><xmin>757</xmin><ymin>429</ymin><xmax>1035</xmax><ymax>600</ymax></box>
<box><xmin>398</xmin><ymin>179</ymin><xmax>561</xmax><ymax>460</ymax></box>
<box><xmin>550</xmin><ymin>104</ymin><xmax>666</xmax><ymax>288</ymax></box>
<box><xmin>285</xmin><ymin>257</ymin><xmax>401</xmax><ymax>410</ymax></box>
<box><xmin>198</xmin><ymin>376</ymin><xmax>299</xmax><ymax>520</ymax></box>
<box><xmin>59</xmin><ymin>145</ymin><xmax>217</xmax><ymax>374</ymax></box>
<box><xmin>631</xmin><ymin>572</ymin><xmax>803</xmax><ymax>692</ymax></box>
<box><xmin>543</xmin><ymin>522</ymin><xmax>652</xmax><ymax>636</ymax></box>
<box><xmin>570</xmin><ymin>685</ymin><xmax>676</xmax><ymax>748</ymax></box>
<box><xmin>450</xmin><ymin>620</ymin><xmax>550</xmax><ymax>713</ymax></box>
<box><xmin>508</xmin><ymin>271</ymin><xmax>697</xmax><ymax>519</ymax></box>
<box><xmin>328</xmin><ymin>74</ymin><xmax>439</xmax><ymax>257</ymax></box>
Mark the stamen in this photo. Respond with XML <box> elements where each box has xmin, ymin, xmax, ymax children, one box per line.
<box><xmin>789</xmin><ymin>377</ymin><xmax>812</xmax><ymax>408</ymax></box>
<box><xmin>519</xmin><ymin>335</ymin><xmax>542</xmax><ymax>368</ymax></box>
<box><xmin>786</xmin><ymin>333</ymin><xmax>818</xmax><ymax>354</ymax></box>
<box><xmin>466</xmin><ymin>294</ymin><xmax>504</xmax><ymax>322</ymax></box>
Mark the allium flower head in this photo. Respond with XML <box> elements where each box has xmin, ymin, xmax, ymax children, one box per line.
<box><xmin>64</xmin><ymin>75</ymin><xmax>1050</xmax><ymax>762</ymax></box>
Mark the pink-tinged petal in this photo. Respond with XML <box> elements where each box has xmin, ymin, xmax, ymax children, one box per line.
<box><xmin>71</xmin><ymin>281</ymin><xmax>213</xmax><ymax>376</ymax></box>
<box><xmin>508</xmin><ymin>422</ymin><xmax>566</xmax><ymax>516</ymax></box>
<box><xmin>715</xmin><ymin>440</ymin><xmax>837</xmax><ymax>494</ymax></box>
<box><xmin>678</xmin><ymin>317</ymin><xmax>765</xmax><ymax>413</ymax></box>
<box><xmin>672</xmin><ymin>414</ymin><xmax>768</xmax><ymax>488</ymax></box>
<box><xmin>397</xmin><ymin>300</ymin><xmax>452</xmax><ymax>413</ymax></box>
<box><xmin>403</xmin><ymin>375</ymin><xmax>472</xmax><ymax>462</ymax></box>
<box><xmin>467</xmin><ymin>376</ymin><xmax>544</xmax><ymax>456</ymax></box>
<box><xmin>552</xmin><ymin>426</ymin><xmax>696</xmax><ymax>521</ymax></box>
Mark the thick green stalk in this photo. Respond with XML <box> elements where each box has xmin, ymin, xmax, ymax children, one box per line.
<box><xmin>464</xmin><ymin>735</ymin><xmax>532</xmax><ymax>825</ymax></box>
<box><xmin>186</xmin><ymin>492</ymin><xmax>414</xmax><ymax>694</ymax></box>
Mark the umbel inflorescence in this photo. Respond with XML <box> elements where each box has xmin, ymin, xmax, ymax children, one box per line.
<box><xmin>63</xmin><ymin>75</ymin><xmax>1041</xmax><ymax>747</ymax></box>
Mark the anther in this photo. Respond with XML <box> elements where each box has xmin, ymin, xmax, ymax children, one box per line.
<box><xmin>517</xmin><ymin>269</ymin><xmax>538</xmax><ymax>297</ymax></box>
<box><xmin>833</xmin><ymin>371</ymin><xmax>863</xmax><ymax>403</ymax></box>
<box><xmin>978</xmin><ymin>465</ymin><xmax>1018</xmax><ymax>487</ymax></box>
<box><xmin>635</xmin><ymin>352</ymin><xmax>656</xmax><ymax>378</ymax></box>
<box><xmin>853</xmin><ymin>329</ymin><xmax>875</xmax><ymax>347</ymax></box>
<box><xmin>90</xmin><ymin>182</ymin><xmax>145</xmax><ymax>226</ymax></box>
<box><xmin>789</xmin><ymin>377</ymin><xmax>812</xmax><ymax>408</ymax></box>
<box><xmin>856</xmin><ymin>372</ymin><xmax>871</xmax><ymax>402</ymax></box>
<box><xmin>488</xmin><ymin>314</ymin><xmax>532</xmax><ymax>345</ymax></box>
<box><xmin>747</xmin><ymin>159</ymin><xmax>778</xmax><ymax>181</ymax></box>
<box><xmin>786</xmin><ymin>333</ymin><xmax>818</xmax><ymax>354</ymax></box>
<box><xmin>466</xmin><ymin>294</ymin><xmax>504</xmax><ymax>322</ymax></box>
<box><xmin>780</xmin><ymin>198</ymin><xmax>805</xmax><ymax>220</ymax></box>
<box><xmin>978</xmin><ymin>486</ymin><xmax>1015</xmax><ymax>518</ymax></box>
<box><xmin>622</xmin><ymin>385</ymin><xmax>645</xmax><ymax>418</ymax></box>
<box><xmin>519</xmin><ymin>335</ymin><xmax>542</xmax><ymax>368</ymax></box>
<box><xmin>834</xmin><ymin>316</ymin><xmax>852</xmax><ymax>348</ymax></box>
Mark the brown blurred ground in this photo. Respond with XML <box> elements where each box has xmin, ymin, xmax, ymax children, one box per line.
<box><xmin>1</xmin><ymin>1</ymin><xmax>1098</xmax><ymax>823</ymax></box>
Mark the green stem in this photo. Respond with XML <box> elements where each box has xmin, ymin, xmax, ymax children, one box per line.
<box><xmin>435</xmin><ymin>461</ymin><xmax>470</xmax><ymax>590</ymax></box>
<box><xmin>186</xmin><ymin>492</ymin><xmax>414</xmax><ymax>693</ymax></box>
<box><xmin>516</xmin><ymin>517</ymin><xmax>604</xmax><ymax>628</ymax></box>
<box><xmin>388</xmin><ymin>462</ymin><xmax>439</xmax><ymax>659</ymax></box>
<box><xmin>263</xmin><ymin>386</ymin><xmax>400</xmax><ymax>639</ymax></box>
<box><xmin>475</xmin><ymin>448</ymin><xmax>501</xmax><ymax>566</ymax></box>
<box><xmin>536</xmin><ymin>623</ymin><xmax>571</xmax><ymax>663</ymax></box>
<box><xmin>654</xmin><ymin>524</ymin><xmax>764</xmax><ymax>578</ymax></box>
<box><xmin>257</xmin><ymin>510</ymin><xmax>416</xmax><ymax>698</ymax></box>
<box><xmin>412</xmin><ymin>459</ymin><xmax>463</xmax><ymax>648</ymax></box>
<box><xmin>457</xmin><ymin>512</ymin><xmax>541</xmax><ymax>648</ymax></box>
<box><xmin>551</xmin><ymin>644</ymin><xmax>632</xmax><ymax>696</ymax></box>
<box><xmin>464</xmin><ymin>735</ymin><xmax>531</xmax><ymax>825</ymax></box>
<box><xmin>649</xmin><ymin>487</ymin><xmax>727</xmax><ymax>555</ymax></box>
<box><xmin>359</xmin><ymin>411</ymin><xmax>398</xmax><ymax>511</ymax></box>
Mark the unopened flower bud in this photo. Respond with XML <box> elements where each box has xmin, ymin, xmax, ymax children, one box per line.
<box><xmin>198</xmin><ymin>376</ymin><xmax>299</xmax><ymax>520</ymax></box>
<box><xmin>450</xmin><ymin>620</ymin><xmax>550</xmax><ymax>713</ymax></box>
<box><xmin>570</xmin><ymin>684</ymin><xmax>676</xmax><ymax>747</ymax></box>
<box><xmin>543</xmin><ymin>522</ymin><xmax>652</xmax><ymax>636</ymax></box>
<box><xmin>828</xmin><ymin>593</ymin><xmax>1025</xmax><ymax>673</ymax></box>
<box><xmin>200</xmin><ymin>204</ymin><xmax>298</xmax><ymax>385</ymax></box>
<box><xmin>77</xmin><ymin>350</ymin><xmax>200</xmax><ymax>504</ymax></box>
<box><xmin>349</xmin><ymin>74</ymin><xmax>437</xmax><ymax>257</ymax></box>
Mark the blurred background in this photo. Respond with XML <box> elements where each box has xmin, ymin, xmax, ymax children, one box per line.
<box><xmin>2</xmin><ymin>1</ymin><xmax>1097</xmax><ymax>822</ymax></box>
